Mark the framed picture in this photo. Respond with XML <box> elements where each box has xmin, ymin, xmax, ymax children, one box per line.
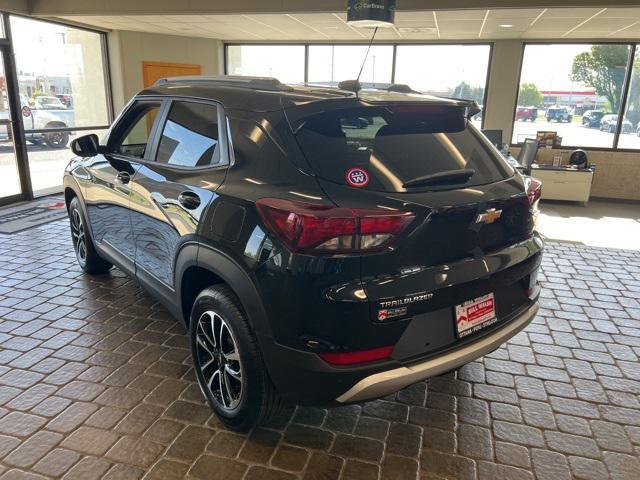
<box><xmin>536</xmin><ymin>131</ymin><xmax>561</xmax><ymax>149</ymax></box>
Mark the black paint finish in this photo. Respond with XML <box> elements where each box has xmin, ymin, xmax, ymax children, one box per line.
<box><xmin>64</xmin><ymin>79</ymin><xmax>542</xmax><ymax>405</ymax></box>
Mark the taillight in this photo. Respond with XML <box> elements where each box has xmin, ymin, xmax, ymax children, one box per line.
<box><xmin>319</xmin><ymin>346</ymin><xmax>394</xmax><ymax>366</ymax></box>
<box><xmin>256</xmin><ymin>198</ymin><xmax>414</xmax><ymax>254</ymax></box>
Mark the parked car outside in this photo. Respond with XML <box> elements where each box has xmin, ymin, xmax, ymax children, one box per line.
<box><xmin>0</xmin><ymin>93</ymin><xmax>75</xmax><ymax>148</ymax></box>
<box><xmin>34</xmin><ymin>96</ymin><xmax>68</xmax><ymax>110</ymax></box>
<box><xmin>600</xmin><ymin>114</ymin><xmax>633</xmax><ymax>134</ymax></box>
<box><xmin>64</xmin><ymin>76</ymin><xmax>543</xmax><ymax>431</ymax></box>
<box><xmin>56</xmin><ymin>94</ymin><xmax>74</xmax><ymax>109</ymax></box>
<box><xmin>546</xmin><ymin>107</ymin><xmax>572</xmax><ymax>123</ymax></box>
<box><xmin>581</xmin><ymin>110</ymin><xmax>606</xmax><ymax>128</ymax></box>
<box><xmin>516</xmin><ymin>106</ymin><xmax>537</xmax><ymax>122</ymax></box>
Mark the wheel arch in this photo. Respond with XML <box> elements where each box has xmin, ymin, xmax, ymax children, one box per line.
<box><xmin>64</xmin><ymin>187</ymin><xmax>76</xmax><ymax>209</ymax></box>
<box><xmin>176</xmin><ymin>244</ymin><xmax>272</xmax><ymax>338</ymax></box>
<box><xmin>44</xmin><ymin>120</ymin><xmax>68</xmax><ymax>129</ymax></box>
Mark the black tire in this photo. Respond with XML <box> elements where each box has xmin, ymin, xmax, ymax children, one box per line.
<box><xmin>190</xmin><ymin>285</ymin><xmax>284</xmax><ymax>432</ymax></box>
<box><xmin>45</xmin><ymin>131</ymin><xmax>70</xmax><ymax>149</ymax></box>
<box><xmin>68</xmin><ymin>197</ymin><xmax>112</xmax><ymax>274</ymax></box>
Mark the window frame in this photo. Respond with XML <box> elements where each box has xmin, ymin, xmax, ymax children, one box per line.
<box><xmin>155</xmin><ymin>98</ymin><xmax>226</xmax><ymax>169</ymax></box>
<box><xmin>107</xmin><ymin>98</ymin><xmax>167</xmax><ymax>162</ymax></box>
<box><xmin>9</xmin><ymin>13</ymin><xmax>115</xmax><ymax>132</ymax></box>
<box><xmin>108</xmin><ymin>95</ymin><xmax>232</xmax><ymax>171</ymax></box>
<box><xmin>224</xmin><ymin>42</ymin><xmax>494</xmax><ymax>129</ymax></box>
<box><xmin>510</xmin><ymin>41</ymin><xmax>639</xmax><ymax>152</ymax></box>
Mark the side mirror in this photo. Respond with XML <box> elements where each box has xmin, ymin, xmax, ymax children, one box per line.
<box><xmin>71</xmin><ymin>134</ymin><xmax>102</xmax><ymax>157</ymax></box>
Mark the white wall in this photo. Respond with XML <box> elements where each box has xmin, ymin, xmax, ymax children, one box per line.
<box><xmin>108</xmin><ymin>30</ymin><xmax>224</xmax><ymax>113</ymax></box>
<box><xmin>483</xmin><ymin>40</ymin><xmax>523</xmax><ymax>142</ymax></box>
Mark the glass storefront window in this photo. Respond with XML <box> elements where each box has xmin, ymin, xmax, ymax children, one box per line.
<box><xmin>513</xmin><ymin>44</ymin><xmax>631</xmax><ymax>148</ymax></box>
<box><xmin>618</xmin><ymin>46</ymin><xmax>640</xmax><ymax>149</ymax></box>
<box><xmin>394</xmin><ymin>45</ymin><xmax>490</xmax><ymax>101</ymax></box>
<box><xmin>226</xmin><ymin>45</ymin><xmax>305</xmax><ymax>84</ymax></box>
<box><xmin>10</xmin><ymin>16</ymin><xmax>110</xmax><ymax>195</ymax></box>
<box><xmin>307</xmin><ymin>45</ymin><xmax>393</xmax><ymax>88</ymax></box>
<box><xmin>394</xmin><ymin>45</ymin><xmax>491</xmax><ymax>127</ymax></box>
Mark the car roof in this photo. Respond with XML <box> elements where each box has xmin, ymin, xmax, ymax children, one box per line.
<box><xmin>138</xmin><ymin>75</ymin><xmax>467</xmax><ymax>112</ymax></box>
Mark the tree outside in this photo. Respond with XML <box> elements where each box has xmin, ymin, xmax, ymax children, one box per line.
<box><xmin>570</xmin><ymin>44</ymin><xmax>630</xmax><ymax>113</ymax></box>
<box><xmin>452</xmin><ymin>81</ymin><xmax>485</xmax><ymax>104</ymax></box>
<box><xmin>517</xmin><ymin>83</ymin><xmax>543</xmax><ymax>107</ymax></box>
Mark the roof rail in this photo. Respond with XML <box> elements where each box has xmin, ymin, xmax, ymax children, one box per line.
<box><xmin>154</xmin><ymin>75</ymin><xmax>294</xmax><ymax>92</ymax></box>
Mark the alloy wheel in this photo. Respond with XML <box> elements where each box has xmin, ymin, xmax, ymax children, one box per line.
<box><xmin>195</xmin><ymin>310</ymin><xmax>243</xmax><ymax>411</ymax></box>
<box><xmin>70</xmin><ymin>208</ymin><xmax>87</xmax><ymax>265</ymax></box>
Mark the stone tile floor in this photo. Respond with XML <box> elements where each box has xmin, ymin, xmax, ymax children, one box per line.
<box><xmin>0</xmin><ymin>219</ymin><xmax>639</xmax><ymax>480</ymax></box>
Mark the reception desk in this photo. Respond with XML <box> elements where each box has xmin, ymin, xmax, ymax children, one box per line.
<box><xmin>530</xmin><ymin>165</ymin><xmax>595</xmax><ymax>203</ymax></box>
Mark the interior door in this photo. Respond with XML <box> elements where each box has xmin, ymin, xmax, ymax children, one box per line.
<box><xmin>142</xmin><ymin>61</ymin><xmax>202</xmax><ymax>88</ymax></box>
<box><xmin>129</xmin><ymin>98</ymin><xmax>229</xmax><ymax>290</ymax></box>
<box><xmin>83</xmin><ymin>99</ymin><xmax>165</xmax><ymax>273</ymax></box>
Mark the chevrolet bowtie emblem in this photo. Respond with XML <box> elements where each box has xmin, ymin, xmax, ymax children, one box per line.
<box><xmin>476</xmin><ymin>208</ymin><xmax>502</xmax><ymax>224</ymax></box>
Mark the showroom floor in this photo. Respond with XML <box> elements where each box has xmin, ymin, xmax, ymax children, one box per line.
<box><xmin>0</xmin><ymin>211</ymin><xmax>639</xmax><ymax>479</ymax></box>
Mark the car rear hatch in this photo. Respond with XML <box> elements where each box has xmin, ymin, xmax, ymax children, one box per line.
<box><xmin>287</xmin><ymin>97</ymin><xmax>541</xmax><ymax>360</ymax></box>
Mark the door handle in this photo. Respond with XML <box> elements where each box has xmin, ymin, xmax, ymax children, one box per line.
<box><xmin>178</xmin><ymin>191</ymin><xmax>201</xmax><ymax>210</ymax></box>
<box><xmin>116</xmin><ymin>171</ymin><xmax>130</xmax><ymax>184</ymax></box>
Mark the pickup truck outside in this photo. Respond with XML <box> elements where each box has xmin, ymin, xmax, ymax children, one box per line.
<box><xmin>0</xmin><ymin>94</ymin><xmax>75</xmax><ymax>148</ymax></box>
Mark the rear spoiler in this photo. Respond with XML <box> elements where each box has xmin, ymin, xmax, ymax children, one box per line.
<box><xmin>444</xmin><ymin>97</ymin><xmax>482</xmax><ymax>119</ymax></box>
<box><xmin>379</xmin><ymin>85</ymin><xmax>482</xmax><ymax>119</ymax></box>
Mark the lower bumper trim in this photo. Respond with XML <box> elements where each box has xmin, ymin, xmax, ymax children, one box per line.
<box><xmin>336</xmin><ymin>303</ymin><xmax>539</xmax><ymax>403</ymax></box>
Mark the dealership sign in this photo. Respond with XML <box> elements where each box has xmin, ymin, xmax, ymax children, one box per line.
<box><xmin>347</xmin><ymin>0</ymin><xmax>396</xmax><ymax>28</ymax></box>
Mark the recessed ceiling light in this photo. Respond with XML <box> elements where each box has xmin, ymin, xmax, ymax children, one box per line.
<box><xmin>398</xmin><ymin>27</ymin><xmax>437</xmax><ymax>33</ymax></box>
<box><xmin>500</xmin><ymin>24</ymin><xmax>513</xmax><ymax>28</ymax></box>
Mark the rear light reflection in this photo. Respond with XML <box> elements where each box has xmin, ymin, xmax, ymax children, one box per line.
<box><xmin>256</xmin><ymin>198</ymin><xmax>414</xmax><ymax>254</ymax></box>
<box><xmin>525</xmin><ymin>177</ymin><xmax>542</xmax><ymax>231</ymax></box>
<box><xmin>319</xmin><ymin>346</ymin><xmax>394</xmax><ymax>366</ymax></box>
<box><xmin>526</xmin><ymin>177</ymin><xmax>542</xmax><ymax>207</ymax></box>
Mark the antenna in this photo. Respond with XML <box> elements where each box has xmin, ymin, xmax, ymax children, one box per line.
<box><xmin>356</xmin><ymin>27</ymin><xmax>379</xmax><ymax>84</ymax></box>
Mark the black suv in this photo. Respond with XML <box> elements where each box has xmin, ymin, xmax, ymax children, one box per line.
<box><xmin>582</xmin><ymin>110</ymin><xmax>606</xmax><ymax>128</ymax></box>
<box><xmin>64</xmin><ymin>76</ymin><xmax>543</xmax><ymax>431</ymax></box>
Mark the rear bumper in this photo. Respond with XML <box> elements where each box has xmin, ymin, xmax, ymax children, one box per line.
<box><xmin>336</xmin><ymin>302</ymin><xmax>538</xmax><ymax>403</ymax></box>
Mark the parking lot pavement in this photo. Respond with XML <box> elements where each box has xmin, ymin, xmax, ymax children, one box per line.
<box><xmin>0</xmin><ymin>219</ymin><xmax>639</xmax><ymax>479</ymax></box>
<box><xmin>512</xmin><ymin>119</ymin><xmax>640</xmax><ymax>149</ymax></box>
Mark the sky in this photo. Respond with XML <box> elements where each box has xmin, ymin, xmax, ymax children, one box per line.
<box><xmin>520</xmin><ymin>44</ymin><xmax>609</xmax><ymax>92</ymax></box>
<box><xmin>10</xmin><ymin>16</ymin><xmax>73</xmax><ymax>77</ymax></box>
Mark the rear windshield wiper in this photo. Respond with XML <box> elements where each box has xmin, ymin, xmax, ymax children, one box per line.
<box><xmin>403</xmin><ymin>169</ymin><xmax>475</xmax><ymax>188</ymax></box>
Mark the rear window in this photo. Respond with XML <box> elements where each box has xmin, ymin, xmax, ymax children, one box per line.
<box><xmin>294</xmin><ymin>106</ymin><xmax>512</xmax><ymax>192</ymax></box>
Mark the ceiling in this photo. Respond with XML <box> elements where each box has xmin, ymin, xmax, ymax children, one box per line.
<box><xmin>58</xmin><ymin>8</ymin><xmax>640</xmax><ymax>41</ymax></box>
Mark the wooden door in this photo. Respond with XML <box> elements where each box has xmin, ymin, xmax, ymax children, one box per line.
<box><xmin>142</xmin><ymin>61</ymin><xmax>202</xmax><ymax>88</ymax></box>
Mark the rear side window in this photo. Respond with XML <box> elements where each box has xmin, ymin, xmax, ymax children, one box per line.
<box><xmin>294</xmin><ymin>106</ymin><xmax>511</xmax><ymax>192</ymax></box>
<box><xmin>156</xmin><ymin>101</ymin><xmax>222</xmax><ymax>167</ymax></box>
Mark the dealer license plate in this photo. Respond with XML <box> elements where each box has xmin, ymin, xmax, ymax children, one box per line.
<box><xmin>455</xmin><ymin>293</ymin><xmax>498</xmax><ymax>338</ymax></box>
